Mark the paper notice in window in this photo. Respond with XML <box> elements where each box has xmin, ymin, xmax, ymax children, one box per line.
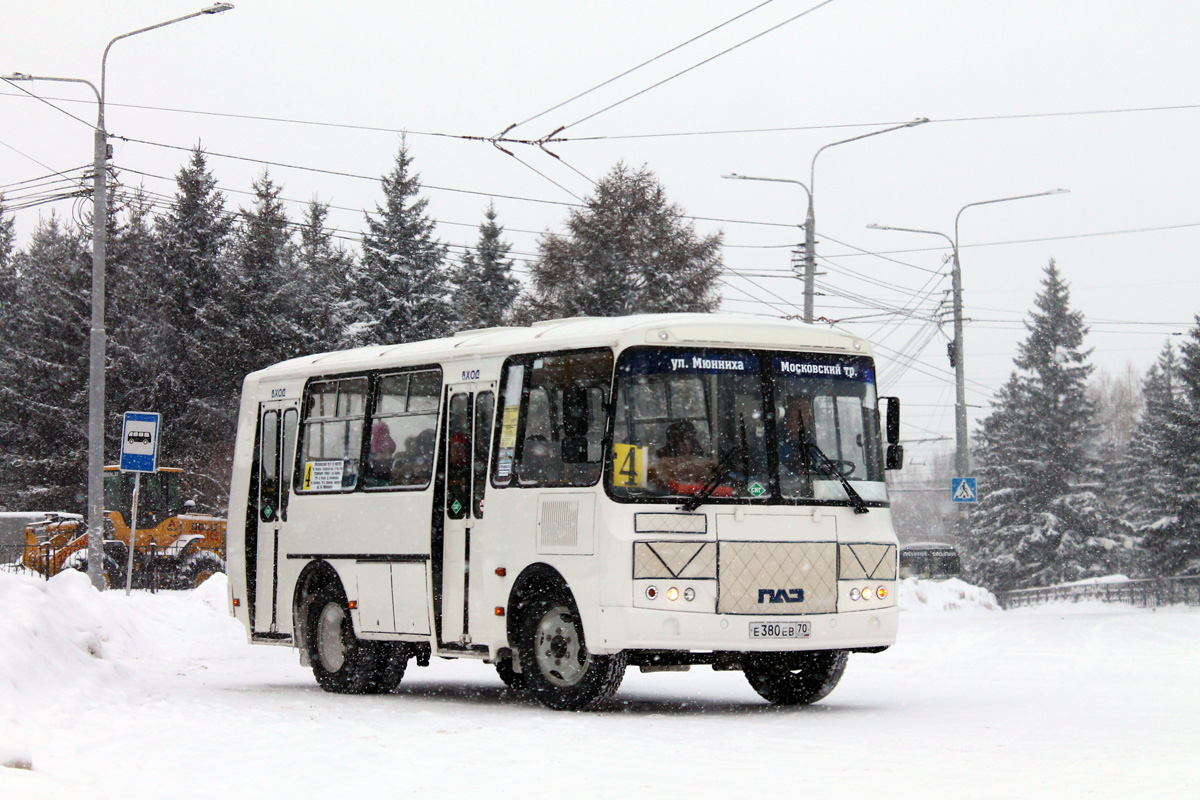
<box><xmin>303</xmin><ymin>460</ymin><xmax>345</xmax><ymax>491</ymax></box>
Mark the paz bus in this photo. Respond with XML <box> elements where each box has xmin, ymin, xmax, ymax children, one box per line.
<box><xmin>227</xmin><ymin>314</ymin><xmax>904</xmax><ymax>709</ymax></box>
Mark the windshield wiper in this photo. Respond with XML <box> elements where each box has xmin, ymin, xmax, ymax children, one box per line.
<box><xmin>679</xmin><ymin>415</ymin><xmax>749</xmax><ymax>512</ymax></box>
<box><xmin>806</xmin><ymin>441</ymin><xmax>870</xmax><ymax>514</ymax></box>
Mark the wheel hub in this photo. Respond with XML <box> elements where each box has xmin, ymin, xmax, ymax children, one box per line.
<box><xmin>534</xmin><ymin>604</ymin><xmax>588</xmax><ymax>687</ymax></box>
<box><xmin>316</xmin><ymin>602</ymin><xmax>348</xmax><ymax>672</ymax></box>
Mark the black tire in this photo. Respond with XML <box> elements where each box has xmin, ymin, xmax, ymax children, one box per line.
<box><xmin>517</xmin><ymin>591</ymin><xmax>625</xmax><ymax>710</ymax></box>
<box><xmin>743</xmin><ymin>650</ymin><xmax>849</xmax><ymax>706</ymax></box>
<box><xmin>307</xmin><ymin>586</ymin><xmax>380</xmax><ymax>694</ymax></box>
<box><xmin>73</xmin><ymin>555</ymin><xmax>123</xmax><ymax>590</ymax></box>
<box><xmin>366</xmin><ymin>642</ymin><xmax>410</xmax><ymax>693</ymax></box>
<box><xmin>180</xmin><ymin>550</ymin><xmax>226</xmax><ymax>589</ymax></box>
<box><xmin>495</xmin><ymin>654</ymin><xmax>527</xmax><ymax>692</ymax></box>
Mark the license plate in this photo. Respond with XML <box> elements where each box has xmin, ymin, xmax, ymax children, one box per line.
<box><xmin>749</xmin><ymin>621</ymin><xmax>811</xmax><ymax>639</ymax></box>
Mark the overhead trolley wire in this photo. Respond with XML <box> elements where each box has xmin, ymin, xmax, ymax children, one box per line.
<box><xmin>499</xmin><ymin>0</ymin><xmax>781</xmax><ymax>137</ymax></box>
<box><xmin>549</xmin><ymin>0</ymin><xmax>839</xmax><ymax>136</ymax></box>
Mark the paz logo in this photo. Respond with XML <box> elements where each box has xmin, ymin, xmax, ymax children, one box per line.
<box><xmin>758</xmin><ymin>588</ymin><xmax>805</xmax><ymax>603</ymax></box>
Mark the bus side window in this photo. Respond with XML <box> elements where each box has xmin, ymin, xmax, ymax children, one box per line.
<box><xmin>297</xmin><ymin>376</ymin><xmax>367</xmax><ymax>492</ymax></box>
<box><xmin>514</xmin><ymin>349</ymin><xmax>614</xmax><ymax>489</ymax></box>
<box><xmin>367</xmin><ymin>369</ymin><xmax>442</xmax><ymax>490</ymax></box>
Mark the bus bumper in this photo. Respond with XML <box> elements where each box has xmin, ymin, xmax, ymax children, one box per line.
<box><xmin>588</xmin><ymin>604</ymin><xmax>899</xmax><ymax>655</ymax></box>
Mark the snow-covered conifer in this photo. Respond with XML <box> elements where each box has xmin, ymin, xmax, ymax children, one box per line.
<box><xmin>961</xmin><ymin>261</ymin><xmax>1134</xmax><ymax>591</ymax></box>
<box><xmin>450</xmin><ymin>203</ymin><xmax>519</xmax><ymax>331</ymax></box>
<box><xmin>345</xmin><ymin>140</ymin><xmax>451</xmax><ymax>347</ymax></box>
<box><xmin>515</xmin><ymin>162</ymin><xmax>721</xmax><ymax>322</ymax></box>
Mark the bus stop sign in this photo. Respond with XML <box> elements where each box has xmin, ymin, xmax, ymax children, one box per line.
<box><xmin>120</xmin><ymin>411</ymin><xmax>161</xmax><ymax>473</ymax></box>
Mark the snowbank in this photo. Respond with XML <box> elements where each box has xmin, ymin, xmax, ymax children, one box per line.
<box><xmin>0</xmin><ymin>570</ymin><xmax>240</xmax><ymax>774</ymax></box>
<box><xmin>0</xmin><ymin>571</ymin><xmax>235</xmax><ymax>709</ymax></box>
<box><xmin>898</xmin><ymin>576</ymin><xmax>1001</xmax><ymax>612</ymax></box>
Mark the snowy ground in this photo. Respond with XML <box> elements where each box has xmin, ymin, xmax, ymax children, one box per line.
<box><xmin>2</xmin><ymin>572</ymin><xmax>1196</xmax><ymax>799</ymax></box>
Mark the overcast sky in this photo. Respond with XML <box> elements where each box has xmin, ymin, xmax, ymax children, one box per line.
<box><xmin>3</xmin><ymin>1</ymin><xmax>1197</xmax><ymax>470</ymax></box>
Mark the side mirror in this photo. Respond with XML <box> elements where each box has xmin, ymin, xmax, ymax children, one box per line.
<box><xmin>562</xmin><ymin>386</ymin><xmax>590</xmax><ymax>438</ymax></box>
<box><xmin>886</xmin><ymin>444</ymin><xmax>904</xmax><ymax>471</ymax></box>
<box><xmin>884</xmin><ymin>396</ymin><xmax>901</xmax><ymax>444</ymax></box>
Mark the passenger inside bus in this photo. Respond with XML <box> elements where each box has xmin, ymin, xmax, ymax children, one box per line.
<box><xmin>365</xmin><ymin>421</ymin><xmax>396</xmax><ymax>486</ymax></box>
<box><xmin>657</xmin><ymin>420</ymin><xmax>705</xmax><ymax>458</ymax></box>
<box><xmin>391</xmin><ymin>428</ymin><xmax>436</xmax><ymax>487</ymax></box>
<box><xmin>649</xmin><ymin>419</ymin><xmax>716</xmax><ymax>493</ymax></box>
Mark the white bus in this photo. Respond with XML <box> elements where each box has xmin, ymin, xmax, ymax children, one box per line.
<box><xmin>227</xmin><ymin>314</ymin><xmax>904</xmax><ymax>709</ymax></box>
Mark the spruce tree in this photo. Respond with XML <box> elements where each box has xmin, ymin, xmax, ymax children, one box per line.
<box><xmin>451</xmin><ymin>202</ymin><xmax>519</xmax><ymax>331</ymax></box>
<box><xmin>1143</xmin><ymin>319</ymin><xmax>1200</xmax><ymax>574</ymax></box>
<box><xmin>0</xmin><ymin>216</ymin><xmax>91</xmax><ymax>511</ymax></box>
<box><xmin>105</xmin><ymin>187</ymin><xmax>167</xmax><ymax>459</ymax></box>
<box><xmin>515</xmin><ymin>162</ymin><xmax>721</xmax><ymax>322</ymax></box>
<box><xmin>0</xmin><ymin>194</ymin><xmax>20</xmax><ymax>508</ymax></box>
<box><xmin>152</xmin><ymin>147</ymin><xmax>234</xmax><ymax>497</ymax></box>
<box><xmin>346</xmin><ymin>140</ymin><xmax>451</xmax><ymax>347</ymax></box>
<box><xmin>219</xmin><ymin>170</ymin><xmax>301</xmax><ymax>377</ymax></box>
<box><xmin>1114</xmin><ymin>343</ymin><xmax>1183</xmax><ymax>531</ymax></box>
<box><xmin>0</xmin><ymin>193</ymin><xmax>14</xmax><ymax>302</ymax></box>
<box><xmin>297</xmin><ymin>199</ymin><xmax>355</xmax><ymax>352</ymax></box>
<box><xmin>961</xmin><ymin>261</ymin><xmax>1134</xmax><ymax>591</ymax></box>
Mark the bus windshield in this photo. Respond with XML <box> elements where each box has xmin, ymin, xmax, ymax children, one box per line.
<box><xmin>608</xmin><ymin>348</ymin><xmax>886</xmax><ymax>505</ymax></box>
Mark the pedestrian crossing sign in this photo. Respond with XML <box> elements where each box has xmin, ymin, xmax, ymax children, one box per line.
<box><xmin>951</xmin><ymin>477</ymin><xmax>978</xmax><ymax>503</ymax></box>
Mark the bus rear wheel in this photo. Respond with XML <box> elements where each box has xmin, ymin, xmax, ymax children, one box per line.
<box><xmin>743</xmin><ymin>650</ymin><xmax>848</xmax><ymax>706</ymax></box>
<box><xmin>307</xmin><ymin>587</ymin><xmax>381</xmax><ymax>694</ymax></box>
<box><xmin>517</xmin><ymin>593</ymin><xmax>625</xmax><ymax>710</ymax></box>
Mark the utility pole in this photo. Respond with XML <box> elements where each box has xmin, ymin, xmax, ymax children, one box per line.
<box><xmin>724</xmin><ymin>118</ymin><xmax>927</xmax><ymax>323</ymax></box>
<box><xmin>4</xmin><ymin>3</ymin><xmax>233</xmax><ymax>589</ymax></box>
<box><xmin>869</xmin><ymin>187</ymin><xmax>1068</xmax><ymax>479</ymax></box>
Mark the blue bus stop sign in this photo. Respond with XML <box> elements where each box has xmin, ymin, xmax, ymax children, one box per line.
<box><xmin>120</xmin><ymin>411</ymin><xmax>161</xmax><ymax>473</ymax></box>
<box><xmin>951</xmin><ymin>477</ymin><xmax>978</xmax><ymax>503</ymax></box>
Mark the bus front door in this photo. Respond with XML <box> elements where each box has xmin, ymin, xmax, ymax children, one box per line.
<box><xmin>439</xmin><ymin>386</ymin><xmax>495</xmax><ymax>646</ymax></box>
<box><xmin>252</xmin><ymin>400</ymin><xmax>298</xmax><ymax>635</ymax></box>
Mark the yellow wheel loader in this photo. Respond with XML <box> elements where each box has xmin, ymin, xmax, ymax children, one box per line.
<box><xmin>21</xmin><ymin>467</ymin><xmax>226</xmax><ymax>589</ymax></box>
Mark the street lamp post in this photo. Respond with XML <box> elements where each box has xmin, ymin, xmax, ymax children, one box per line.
<box><xmin>3</xmin><ymin>3</ymin><xmax>233</xmax><ymax>590</ymax></box>
<box><xmin>869</xmin><ymin>188</ymin><xmax>1068</xmax><ymax>479</ymax></box>
<box><xmin>724</xmin><ymin>118</ymin><xmax>928</xmax><ymax>323</ymax></box>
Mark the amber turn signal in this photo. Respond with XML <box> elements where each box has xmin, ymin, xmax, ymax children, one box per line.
<box><xmin>494</xmin><ymin>607</ymin><xmax>505</xmax><ymax>616</ymax></box>
<box><xmin>495</xmin><ymin>567</ymin><xmax>507</xmax><ymax>577</ymax></box>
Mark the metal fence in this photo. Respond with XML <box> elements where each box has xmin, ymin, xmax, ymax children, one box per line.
<box><xmin>1001</xmin><ymin>576</ymin><xmax>1200</xmax><ymax>609</ymax></box>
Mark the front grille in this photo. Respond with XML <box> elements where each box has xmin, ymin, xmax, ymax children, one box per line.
<box><xmin>717</xmin><ymin>541</ymin><xmax>838</xmax><ymax>615</ymax></box>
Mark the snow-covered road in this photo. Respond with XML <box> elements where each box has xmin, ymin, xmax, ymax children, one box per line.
<box><xmin>2</xmin><ymin>571</ymin><xmax>1196</xmax><ymax>799</ymax></box>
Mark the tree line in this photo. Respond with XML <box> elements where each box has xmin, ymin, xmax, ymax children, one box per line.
<box><xmin>0</xmin><ymin>141</ymin><xmax>722</xmax><ymax>513</ymax></box>
<box><xmin>958</xmin><ymin>261</ymin><xmax>1200</xmax><ymax>590</ymax></box>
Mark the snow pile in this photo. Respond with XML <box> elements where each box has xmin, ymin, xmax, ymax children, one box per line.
<box><xmin>899</xmin><ymin>576</ymin><xmax>1001</xmax><ymax>612</ymax></box>
<box><xmin>0</xmin><ymin>570</ymin><xmax>138</xmax><ymax>712</ymax></box>
<box><xmin>0</xmin><ymin>571</ymin><xmax>237</xmax><ymax>708</ymax></box>
<box><xmin>0</xmin><ymin>570</ymin><xmax>241</xmax><ymax>773</ymax></box>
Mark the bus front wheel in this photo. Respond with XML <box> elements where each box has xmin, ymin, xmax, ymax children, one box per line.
<box><xmin>743</xmin><ymin>650</ymin><xmax>848</xmax><ymax>706</ymax></box>
<box><xmin>308</xmin><ymin>586</ymin><xmax>384</xmax><ymax>694</ymax></box>
<box><xmin>517</xmin><ymin>593</ymin><xmax>625</xmax><ymax>710</ymax></box>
